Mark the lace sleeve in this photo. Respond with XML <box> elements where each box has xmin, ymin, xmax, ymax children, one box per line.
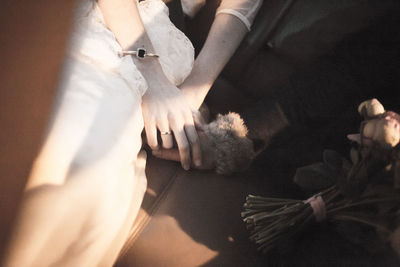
<box><xmin>216</xmin><ymin>0</ymin><xmax>263</xmax><ymax>31</ymax></box>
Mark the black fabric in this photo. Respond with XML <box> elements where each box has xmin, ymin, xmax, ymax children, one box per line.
<box><xmin>166</xmin><ymin>0</ymin><xmax>186</xmax><ymax>33</ymax></box>
<box><xmin>278</xmin><ymin>12</ymin><xmax>400</xmax><ymax>126</ymax></box>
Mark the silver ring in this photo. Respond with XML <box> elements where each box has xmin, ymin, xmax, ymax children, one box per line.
<box><xmin>161</xmin><ymin>131</ymin><xmax>172</xmax><ymax>135</ymax></box>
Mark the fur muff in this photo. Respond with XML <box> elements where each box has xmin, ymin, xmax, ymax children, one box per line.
<box><xmin>202</xmin><ymin>112</ymin><xmax>256</xmax><ymax>175</ymax></box>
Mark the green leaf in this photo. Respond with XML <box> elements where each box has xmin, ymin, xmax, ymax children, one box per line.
<box><xmin>294</xmin><ymin>162</ymin><xmax>338</xmax><ymax>193</ymax></box>
<box><xmin>323</xmin><ymin>149</ymin><xmax>344</xmax><ymax>170</ymax></box>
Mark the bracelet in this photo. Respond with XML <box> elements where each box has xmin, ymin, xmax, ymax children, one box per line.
<box><xmin>118</xmin><ymin>48</ymin><xmax>159</xmax><ymax>59</ymax></box>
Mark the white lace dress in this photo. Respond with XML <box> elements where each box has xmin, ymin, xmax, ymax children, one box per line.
<box><xmin>53</xmin><ymin>0</ymin><xmax>195</xmax><ymax>175</ymax></box>
<box><xmin>24</xmin><ymin>0</ymin><xmax>265</xmax><ymax>264</ymax></box>
<box><xmin>30</xmin><ymin>0</ymin><xmax>194</xmax><ymax>265</ymax></box>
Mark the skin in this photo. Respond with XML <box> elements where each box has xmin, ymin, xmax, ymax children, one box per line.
<box><xmin>3</xmin><ymin>0</ymin><xmax>251</xmax><ymax>265</ymax></box>
<box><xmin>99</xmin><ymin>0</ymin><xmax>202</xmax><ymax>170</ymax></box>
<box><xmin>180</xmin><ymin>13</ymin><xmax>248</xmax><ymax>110</ymax></box>
<box><xmin>100</xmin><ymin>0</ymin><xmax>248</xmax><ymax>168</ymax></box>
<box><xmin>153</xmin><ymin>12</ymin><xmax>249</xmax><ymax>164</ymax></box>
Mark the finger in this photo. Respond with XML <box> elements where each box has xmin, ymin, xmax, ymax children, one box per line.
<box><xmin>192</xmin><ymin>110</ymin><xmax>205</xmax><ymax>129</ymax></box>
<box><xmin>144</xmin><ymin>118</ymin><xmax>159</xmax><ymax>150</ymax></box>
<box><xmin>152</xmin><ymin>148</ymin><xmax>180</xmax><ymax>162</ymax></box>
<box><xmin>184</xmin><ymin>123</ymin><xmax>202</xmax><ymax>167</ymax></box>
<box><xmin>135</xmin><ymin>150</ymin><xmax>147</xmax><ymax>176</ymax></box>
<box><xmin>157</xmin><ymin>117</ymin><xmax>173</xmax><ymax>149</ymax></box>
<box><xmin>160</xmin><ymin>130</ymin><xmax>173</xmax><ymax>149</ymax></box>
<box><xmin>134</xmin><ymin>150</ymin><xmax>148</xmax><ymax>191</ymax></box>
<box><xmin>172</xmin><ymin>125</ymin><xmax>191</xmax><ymax>170</ymax></box>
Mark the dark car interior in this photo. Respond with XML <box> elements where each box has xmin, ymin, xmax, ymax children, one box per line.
<box><xmin>113</xmin><ymin>0</ymin><xmax>400</xmax><ymax>266</ymax></box>
<box><xmin>0</xmin><ymin>0</ymin><xmax>399</xmax><ymax>266</ymax></box>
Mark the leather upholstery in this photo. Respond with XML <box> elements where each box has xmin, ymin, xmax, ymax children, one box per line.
<box><xmin>115</xmin><ymin>1</ymin><xmax>400</xmax><ymax>266</ymax></box>
<box><xmin>1</xmin><ymin>0</ymin><xmax>398</xmax><ymax>265</ymax></box>
<box><xmin>115</xmin><ymin>156</ymin><xmax>276</xmax><ymax>266</ymax></box>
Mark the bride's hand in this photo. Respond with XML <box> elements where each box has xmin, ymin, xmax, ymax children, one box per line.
<box><xmin>141</xmin><ymin>77</ymin><xmax>202</xmax><ymax>170</ymax></box>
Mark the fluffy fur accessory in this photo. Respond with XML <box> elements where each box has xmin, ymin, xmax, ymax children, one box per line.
<box><xmin>201</xmin><ymin>112</ymin><xmax>256</xmax><ymax>175</ymax></box>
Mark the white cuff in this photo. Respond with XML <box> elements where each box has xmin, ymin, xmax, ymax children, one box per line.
<box><xmin>216</xmin><ymin>9</ymin><xmax>252</xmax><ymax>31</ymax></box>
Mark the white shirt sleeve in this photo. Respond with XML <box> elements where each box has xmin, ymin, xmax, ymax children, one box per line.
<box><xmin>216</xmin><ymin>0</ymin><xmax>263</xmax><ymax>31</ymax></box>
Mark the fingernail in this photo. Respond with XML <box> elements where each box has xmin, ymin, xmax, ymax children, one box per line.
<box><xmin>194</xmin><ymin>159</ymin><xmax>202</xmax><ymax>167</ymax></box>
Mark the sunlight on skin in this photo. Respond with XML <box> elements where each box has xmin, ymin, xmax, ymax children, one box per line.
<box><xmin>4</xmin><ymin>52</ymin><xmax>146</xmax><ymax>265</ymax></box>
<box><xmin>99</xmin><ymin>0</ymin><xmax>202</xmax><ymax>170</ymax></box>
<box><xmin>146</xmin><ymin>187</ymin><xmax>157</xmax><ymax>197</ymax></box>
<box><xmin>4</xmin><ymin>0</ymin><xmax>263</xmax><ymax>265</ymax></box>
<box><xmin>98</xmin><ymin>0</ymin><xmax>146</xmax><ymax>50</ymax></box>
<box><xmin>180</xmin><ymin>13</ymin><xmax>248</xmax><ymax>110</ymax></box>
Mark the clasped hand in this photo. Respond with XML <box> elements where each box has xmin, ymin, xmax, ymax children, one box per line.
<box><xmin>141</xmin><ymin>77</ymin><xmax>202</xmax><ymax>170</ymax></box>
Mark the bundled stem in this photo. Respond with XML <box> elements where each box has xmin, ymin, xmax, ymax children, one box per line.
<box><xmin>242</xmin><ymin>100</ymin><xmax>400</xmax><ymax>254</ymax></box>
<box><xmin>242</xmin><ymin>185</ymin><xmax>400</xmax><ymax>253</ymax></box>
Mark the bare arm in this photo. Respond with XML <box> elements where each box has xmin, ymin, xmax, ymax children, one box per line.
<box><xmin>98</xmin><ymin>0</ymin><xmax>148</xmax><ymax>50</ymax></box>
<box><xmin>98</xmin><ymin>0</ymin><xmax>202</xmax><ymax>169</ymax></box>
<box><xmin>180</xmin><ymin>14</ymin><xmax>248</xmax><ymax>110</ymax></box>
<box><xmin>152</xmin><ymin>4</ymin><xmax>264</xmax><ymax>168</ymax></box>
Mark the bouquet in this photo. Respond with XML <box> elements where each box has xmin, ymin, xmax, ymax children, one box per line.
<box><xmin>242</xmin><ymin>99</ymin><xmax>400</xmax><ymax>255</ymax></box>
